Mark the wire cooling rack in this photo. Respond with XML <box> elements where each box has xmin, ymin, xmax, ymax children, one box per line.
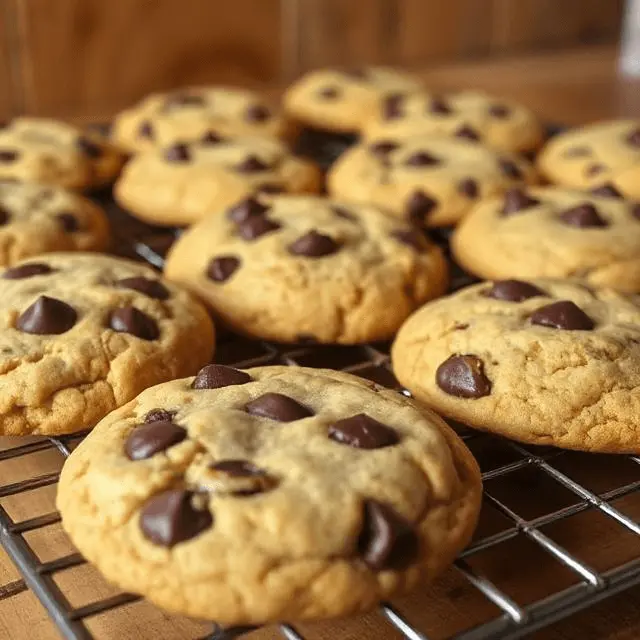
<box><xmin>1</xmin><ymin>197</ymin><xmax>640</xmax><ymax>640</ymax></box>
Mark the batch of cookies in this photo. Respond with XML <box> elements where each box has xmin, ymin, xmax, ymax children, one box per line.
<box><xmin>1</xmin><ymin>64</ymin><xmax>639</xmax><ymax>628</ymax></box>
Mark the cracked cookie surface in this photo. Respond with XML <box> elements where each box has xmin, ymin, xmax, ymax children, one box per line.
<box><xmin>164</xmin><ymin>195</ymin><xmax>448</xmax><ymax>343</ymax></box>
<box><xmin>0</xmin><ymin>253</ymin><xmax>214</xmax><ymax>435</ymax></box>
<box><xmin>452</xmin><ymin>187</ymin><xmax>640</xmax><ymax>292</ymax></box>
<box><xmin>392</xmin><ymin>279</ymin><xmax>640</xmax><ymax>452</ymax></box>
<box><xmin>0</xmin><ymin>181</ymin><xmax>110</xmax><ymax>265</ymax></box>
<box><xmin>57</xmin><ymin>364</ymin><xmax>481</xmax><ymax>625</ymax></box>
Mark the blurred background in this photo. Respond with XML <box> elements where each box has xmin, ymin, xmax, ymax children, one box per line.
<box><xmin>0</xmin><ymin>0</ymin><xmax>634</xmax><ymax>123</ymax></box>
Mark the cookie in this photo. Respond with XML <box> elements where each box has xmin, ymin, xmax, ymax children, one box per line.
<box><xmin>393</xmin><ymin>279</ymin><xmax>640</xmax><ymax>453</ymax></box>
<box><xmin>164</xmin><ymin>195</ymin><xmax>448</xmax><ymax>343</ymax></box>
<box><xmin>57</xmin><ymin>364</ymin><xmax>481</xmax><ymax>625</ymax></box>
<box><xmin>114</xmin><ymin>136</ymin><xmax>321</xmax><ymax>226</ymax></box>
<box><xmin>452</xmin><ymin>187</ymin><xmax>640</xmax><ymax>292</ymax></box>
<box><xmin>0</xmin><ymin>118</ymin><xmax>125</xmax><ymax>190</ymax></box>
<box><xmin>363</xmin><ymin>90</ymin><xmax>545</xmax><ymax>155</ymax></box>
<box><xmin>284</xmin><ymin>67</ymin><xmax>423</xmax><ymax>134</ymax></box>
<box><xmin>0</xmin><ymin>181</ymin><xmax>109</xmax><ymax>265</ymax></box>
<box><xmin>0</xmin><ymin>253</ymin><xmax>214</xmax><ymax>436</ymax></box>
<box><xmin>537</xmin><ymin>120</ymin><xmax>640</xmax><ymax>198</ymax></box>
<box><xmin>327</xmin><ymin>135</ymin><xmax>537</xmax><ymax>227</ymax></box>
<box><xmin>112</xmin><ymin>87</ymin><xmax>290</xmax><ymax>154</ymax></box>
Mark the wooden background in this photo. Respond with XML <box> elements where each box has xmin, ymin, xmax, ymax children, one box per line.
<box><xmin>0</xmin><ymin>0</ymin><xmax>627</xmax><ymax>120</ymax></box>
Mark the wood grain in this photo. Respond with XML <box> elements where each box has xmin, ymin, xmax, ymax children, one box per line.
<box><xmin>0</xmin><ymin>0</ymin><xmax>18</xmax><ymax>119</ymax></box>
<box><xmin>12</xmin><ymin>0</ymin><xmax>283</xmax><ymax>119</ymax></box>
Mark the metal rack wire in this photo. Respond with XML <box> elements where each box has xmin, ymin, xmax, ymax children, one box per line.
<box><xmin>1</xmin><ymin>200</ymin><xmax>640</xmax><ymax>640</ymax></box>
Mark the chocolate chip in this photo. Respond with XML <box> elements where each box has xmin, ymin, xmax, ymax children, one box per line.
<box><xmin>0</xmin><ymin>150</ymin><xmax>18</xmax><ymax>163</ymax></box>
<box><xmin>211</xmin><ymin>459</ymin><xmax>266</xmax><ymax>477</ymax></box>
<box><xmin>201</xmin><ymin>130</ymin><xmax>224</xmax><ymax>145</ymax></box>
<box><xmin>164</xmin><ymin>143</ymin><xmax>190</xmax><ymax>163</ymax></box>
<box><xmin>237</xmin><ymin>216</ymin><xmax>281</xmax><ymax>240</ymax></box>
<box><xmin>246</xmin><ymin>104</ymin><xmax>271</xmax><ymax>122</ymax></box>
<box><xmin>489</xmin><ymin>104</ymin><xmax>510</xmax><ymax>118</ymax></box>
<box><xmin>455</xmin><ymin>125</ymin><xmax>480</xmax><ymax>142</ymax></box>
<box><xmin>559</xmin><ymin>203</ymin><xmax>608</xmax><ymax>228</ymax></box>
<box><xmin>358</xmin><ymin>500</ymin><xmax>418</xmax><ymax>570</ymax></box>
<box><xmin>405</xmin><ymin>151</ymin><xmax>440</xmax><ymax>167</ymax></box>
<box><xmin>235</xmin><ymin>155</ymin><xmax>269</xmax><ymax>173</ymax></box>
<box><xmin>369</xmin><ymin>140</ymin><xmax>398</xmax><ymax>159</ymax></box>
<box><xmin>499</xmin><ymin>158</ymin><xmax>523</xmax><ymax>179</ymax></box>
<box><xmin>484</xmin><ymin>280</ymin><xmax>546</xmax><ymax>302</ymax></box>
<box><xmin>382</xmin><ymin>94</ymin><xmax>404</xmax><ymax>120</ymax></box>
<box><xmin>256</xmin><ymin>183</ymin><xmax>284</xmax><ymax>195</ymax></box>
<box><xmin>3</xmin><ymin>263</ymin><xmax>54</xmax><ymax>279</ymax></box>
<box><xmin>626</xmin><ymin>128</ymin><xmax>640</xmax><ymax>147</ymax></box>
<box><xmin>207</xmin><ymin>256</ymin><xmax>241</xmax><ymax>282</ymax></box>
<box><xmin>329</xmin><ymin>414</ymin><xmax>399</xmax><ymax>449</ymax></box>
<box><xmin>530</xmin><ymin>300</ymin><xmax>594</xmax><ymax>331</ymax></box>
<box><xmin>458</xmin><ymin>178</ymin><xmax>478</xmax><ymax>198</ymax></box>
<box><xmin>144</xmin><ymin>409</ymin><xmax>176</xmax><ymax>423</ymax></box>
<box><xmin>116</xmin><ymin>277</ymin><xmax>169</xmax><ymax>300</ymax></box>
<box><xmin>392</xmin><ymin>229</ymin><xmax>426</xmax><ymax>252</ymax></box>
<box><xmin>590</xmin><ymin>183</ymin><xmax>622</xmax><ymax>198</ymax></box>
<box><xmin>586</xmin><ymin>163</ymin><xmax>606</xmax><ymax>177</ymax></box>
<box><xmin>125</xmin><ymin>420</ymin><xmax>187</xmax><ymax>460</ymax></box>
<box><xmin>227</xmin><ymin>197</ymin><xmax>269</xmax><ymax>223</ymax></box>
<box><xmin>405</xmin><ymin>191</ymin><xmax>437</xmax><ymax>225</ymax></box>
<box><xmin>436</xmin><ymin>355</ymin><xmax>491</xmax><ymax>398</ymax></box>
<box><xmin>318</xmin><ymin>86</ymin><xmax>340</xmax><ymax>99</ymax></box>
<box><xmin>191</xmin><ymin>364</ymin><xmax>252</xmax><ymax>389</ymax></box>
<box><xmin>109</xmin><ymin>307</ymin><xmax>159</xmax><ymax>340</ymax></box>
<box><xmin>138</xmin><ymin>121</ymin><xmax>154</xmax><ymax>139</ymax></box>
<box><xmin>76</xmin><ymin>137</ymin><xmax>102</xmax><ymax>158</ymax></box>
<box><xmin>16</xmin><ymin>296</ymin><xmax>77</xmax><ymax>335</ymax></box>
<box><xmin>502</xmin><ymin>188</ymin><xmax>539</xmax><ymax>216</ymax></box>
<box><xmin>332</xmin><ymin>205</ymin><xmax>357</xmax><ymax>221</ymax></box>
<box><xmin>632</xmin><ymin>204</ymin><xmax>640</xmax><ymax>220</ymax></box>
<box><xmin>288</xmin><ymin>230</ymin><xmax>339</xmax><ymax>257</ymax></box>
<box><xmin>245</xmin><ymin>393</ymin><xmax>313</xmax><ymax>422</ymax></box>
<box><xmin>140</xmin><ymin>490</ymin><xmax>212</xmax><ymax>547</ymax></box>
<box><xmin>56</xmin><ymin>212</ymin><xmax>79</xmax><ymax>232</ymax></box>
<box><xmin>0</xmin><ymin>205</ymin><xmax>8</xmax><ymax>225</ymax></box>
<box><xmin>563</xmin><ymin>146</ymin><xmax>590</xmax><ymax>158</ymax></box>
<box><xmin>429</xmin><ymin>97</ymin><xmax>452</xmax><ymax>115</ymax></box>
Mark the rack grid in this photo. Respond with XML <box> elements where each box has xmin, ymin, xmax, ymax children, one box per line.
<box><xmin>1</xmin><ymin>196</ymin><xmax>639</xmax><ymax>640</ymax></box>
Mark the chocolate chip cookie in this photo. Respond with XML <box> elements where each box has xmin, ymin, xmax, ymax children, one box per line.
<box><xmin>537</xmin><ymin>120</ymin><xmax>640</xmax><ymax>198</ymax></box>
<box><xmin>393</xmin><ymin>279</ymin><xmax>640</xmax><ymax>452</ymax></box>
<box><xmin>114</xmin><ymin>136</ymin><xmax>321</xmax><ymax>226</ymax></box>
<box><xmin>0</xmin><ymin>118</ymin><xmax>125</xmax><ymax>190</ymax></box>
<box><xmin>363</xmin><ymin>90</ymin><xmax>545</xmax><ymax>155</ymax></box>
<box><xmin>164</xmin><ymin>195</ymin><xmax>448</xmax><ymax>343</ymax></box>
<box><xmin>0</xmin><ymin>253</ymin><xmax>214</xmax><ymax>435</ymax></box>
<box><xmin>112</xmin><ymin>87</ymin><xmax>290</xmax><ymax>154</ymax></box>
<box><xmin>328</xmin><ymin>135</ymin><xmax>537</xmax><ymax>227</ymax></box>
<box><xmin>57</xmin><ymin>364</ymin><xmax>481</xmax><ymax>625</ymax></box>
<box><xmin>452</xmin><ymin>187</ymin><xmax>640</xmax><ymax>292</ymax></box>
<box><xmin>284</xmin><ymin>67</ymin><xmax>423</xmax><ymax>135</ymax></box>
<box><xmin>0</xmin><ymin>181</ymin><xmax>109</xmax><ymax>265</ymax></box>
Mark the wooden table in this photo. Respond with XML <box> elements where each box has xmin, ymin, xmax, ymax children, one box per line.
<box><xmin>1</xmin><ymin>44</ymin><xmax>640</xmax><ymax>640</ymax></box>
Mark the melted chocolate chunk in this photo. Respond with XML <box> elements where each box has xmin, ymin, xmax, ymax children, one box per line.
<box><xmin>499</xmin><ymin>158</ymin><xmax>523</xmax><ymax>179</ymax></box>
<box><xmin>502</xmin><ymin>188</ymin><xmax>539</xmax><ymax>216</ymax></box>
<box><xmin>109</xmin><ymin>307</ymin><xmax>159</xmax><ymax>340</ymax></box>
<box><xmin>369</xmin><ymin>140</ymin><xmax>399</xmax><ymax>159</ymax></box>
<box><xmin>201</xmin><ymin>130</ymin><xmax>225</xmax><ymax>145</ymax></box>
<box><xmin>125</xmin><ymin>420</ymin><xmax>187</xmax><ymax>460</ymax></box>
<box><xmin>392</xmin><ymin>229</ymin><xmax>426</xmax><ymax>252</ymax></box>
<box><xmin>436</xmin><ymin>354</ymin><xmax>492</xmax><ymax>398</ymax></box>
<box><xmin>76</xmin><ymin>137</ymin><xmax>102</xmax><ymax>158</ymax></box>
<box><xmin>626</xmin><ymin>128</ymin><xmax>640</xmax><ymax>147</ymax></box>
<box><xmin>211</xmin><ymin>460</ymin><xmax>266</xmax><ymax>477</ymax></box>
<box><xmin>405</xmin><ymin>151</ymin><xmax>440</xmax><ymax>167</ymax></box>
<box><xmin>429</xmin><ymin>97</ymin><xmax>452</xmax><ymax>115</ymax></box>
<box><xmin>405</xmin><ymin>191</ymin><xmax>437</xmax><ymax>225</ymax></box>
<box><xmin>0</xmin><ymin>205</ymin><xmax>8</xmax><ymax>225</ymax></box>
<box><xmin>484</xmin><ymin>280</ymin><xmax>545</xmax><ymax>302</ymax></box>
<box><xmin>329</xmin><ymin>414</ymin><xmax>399</xmax><ymax>449</ymax></box>
<box><xmin>207</xmin><ymin>256</ymin><xmax>241</xmax><ymax>282</ymax></box>
<box><xmin>227</xmin><ymin>197</ymin><xmax>269</xmax><ymax>223</ymax></box>
<box><xmin>138</xmin><ymin>121</ymin><xmax>154</xmax><ymax>139</ymax></box>
<box><xmin>246</xmin><ymin>104</ymin><xmax>271</xmax><ymax>122</ymax></box>
<box><xmin>331</xmin><ymin>205</ymin><xmax>357</xmax><ymax>221</ymax></box>
<box><xmin>455</xmin><ymin>125</ymin><xmax>480</xmax><ymax>142</ymax></box>
<box><xmin>530</xmin><ymin>300</ymin><xmax>594</xmax><ymax>331</ymax></box>
<box><xmin>245</xmin><ymin>393</ymin><xmax>313</xmax><ymax>422</ymax></box>
<box><xmin>288</xmin><ymin>230</ymin><xmax>340</xmax><ymax>257</ymax></box>
<box><xmin>0</xmin><ymin>150</ymin><xmax>19</xmax><ymax>163</ymax></box>
<box><xmin>590</xmin><ymin>183</ymin><xmax>622</xmax><ymax>199</ymax></box>
<box><xmin>382</xmin><ymin>94</ymin><xmax>404</xmax><ymax>120</ymax></box>
<box><xmin>57</xmin><ymin>212</ymin><xmax>79</xmax><ymax>232</ymax></box>
<box><xmin>318</xmin><ymin>86</ymin><xmax>340</xmax><ymax>99</ymax></box>
<box><xmin>458</xmin><ymin>178</ymin><xmax>478</xmax><ymax>198</ymax></box>
<box><xmin>116</xmin><ymin>277</ymin><xmax>169</xmax><ymax>300</ymax></box>
<box><xmin>16</xmin><ymin>296</ymin><xmax>77</xmax><ymax>335</ymax></box>
<box><xmin>586</xmin><ymin>163</ymin><xmax>606</xmax><ymax>177</ymax></box>
<box><xmin>237</xmin><ymin>216</ymin><xmax>281</xmax><ymax>240</ymax></box>
<box><xmin>144</xmin><ymin>409</ymin><xmax>176</xmax><ymax>423</ymax></box>
<box><xmin>235</xmin><ymin>155</ymin><xmax>269</xmax><ymax>173</ymax></box>
<box><xmin>3</xmin><ymin>263</ymin><xmax>54</xmax><ymax>279</ymax></box>
<box><xmin>489</xmin><ymin>104</ymin><xmax>510</xmax><ymax>118</ymax></box>
<box><xmin>191</xmin><ymin>364</ymin><xmax>252</xmax><ymax>389</ymax></box>
<box><xmin>558</xmin><ymin>203</ymin><xmax>608</xmax><ymax>228</ymax></box>
<box><xmin>164</xmin><ymin>143</ymin><xmax>190</xmax><ymax>162</ymax></box>
<box><xmin>140</xmin><ymin>490</ymin><xmax>212</xmax><ymax>547</ymax></box>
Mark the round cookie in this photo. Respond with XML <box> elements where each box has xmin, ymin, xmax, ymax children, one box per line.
<box><xmin>164</xmin><ymin>195</ymin><xmax>449</xmax><ymax>343</ymax></box>
<box><xmin>0</xmin><ymin>118</ymin><xmax>125</xmax><ymax>190</ymax></box>
<box><xmin>0</xmin><ymin>253</ymin><xmax>214</xmax><ymax>436</ymax></box>
<box><xmin>393</xmin><ymin>279</ymin><xmax>640</xmax><ymax>453</ymax></box>
<box><xmin>57</xmin><ymin>364</ymin><xmax>481</xmax><ymax>625</ymax></box>
<box><xmin>112</xmin><ymin>87</ymin><xmax>290</xmax><ymax>154</ymax></box>
<box><xmin>115</xmin><ymin>136</ymin><xmax>321</xmax><ymax>226</ymax></box>
<box><xmin>363</xmin><ymin>90</ymin><xmax>545</xmax><ymax>155</ymax></box>
<box><xmin>0</xmin><ymin>181</ymin><xmax>109</xmax><ymax>265</ymax></box>
<box><xmin>328</xmin><ymin>135</ymin><xmax>537</xmax><ymax>227</ymax></box>
<box><xmin>452</xmin><ymin>187</ymin><xmax>640</xmax><ymax>292</ymax></box>
<box><xmin>537</xmin><ymin>120</ymin><xmax>640</xmax><ymax>198</ymax></box>
<box><xmin>284</xmin><ymin>67</ymin><xmax>423</xmax><ymax>134</ymax></box>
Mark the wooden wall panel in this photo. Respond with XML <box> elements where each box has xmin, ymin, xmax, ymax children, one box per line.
<box><xmin>0</xmin><ymin>0</ymin><xmax>18</xmax><ymax>119</ymax></box>
<box><xmin>14</xmin><ymin>0</ymin><xmax>283</xmax><ymax>119</ymax></box>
